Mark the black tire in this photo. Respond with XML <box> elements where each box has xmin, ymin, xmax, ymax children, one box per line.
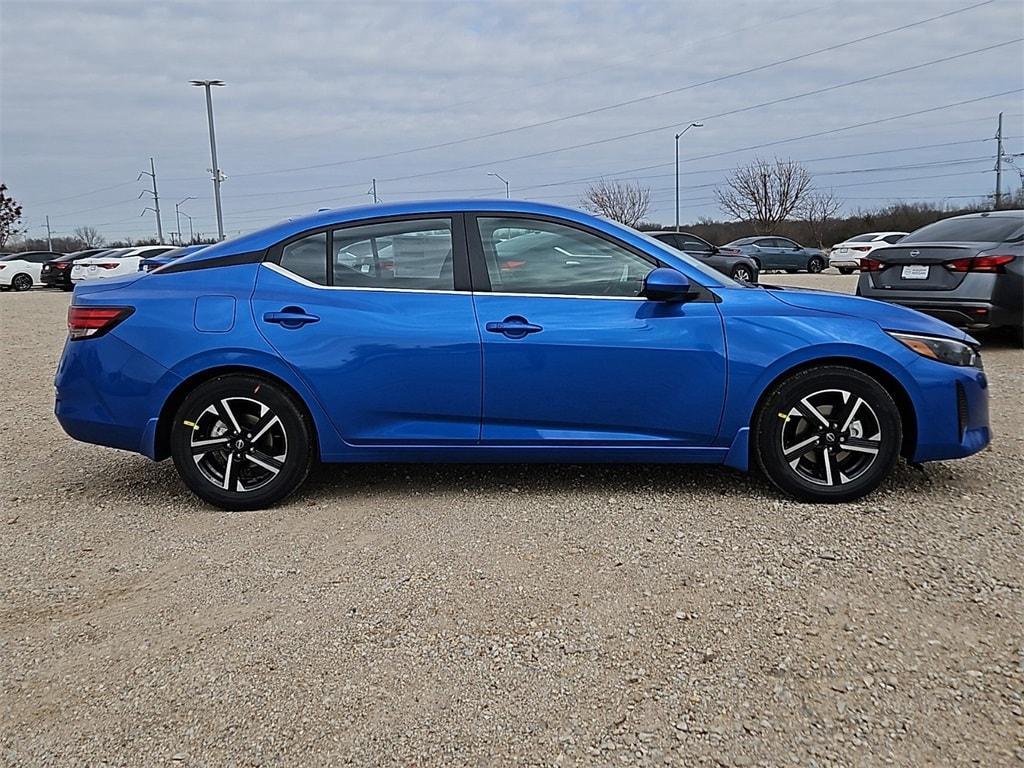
<box><xmin>730</xmin><ymin>264</ymin><xmax>755</xmax><ymax>283</ymax></box>
<box><xmin>61</xmin><ymin>285</ymin><xmax>73</xmax><ymax>292</ymax></box>
<box><xmin>785</xmin><ymin>268</ymin><xmax>798</xmax><ymax>274</ymax></box>
<box><xmin>11</xmin><ymin>273</ymin><xmax>32</xmax><ymax>291</ymax></box>
<box><xmin>838</xmin><ymin>267</ymin><xmax>855</xmax><ymax>275</ymax></box>
<box><xmin>170</xmin><ymin>374</ymin><xmax>314</xmax><ymax>510</ymax></box>
<box><xmin>807</xmin><ymin>256</ymin><xmax>826</xmax><ymax>274</ymax></box>
<box><xmin>753</xmin><ymin>365</ymin><xmax>902</xmax><ymax>503</ymax></box>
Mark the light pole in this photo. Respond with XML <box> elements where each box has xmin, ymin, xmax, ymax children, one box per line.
<box><xmin>488</xmin><ymin>171</ymin><xmax>510</xmax><ymax>199</ymax></box>
<box><xmin>674</xmin><ymin>122</ymin><xmax>703</xmax><ymax>232</ymax></box>
<box><xmin>175</xmin><ymin>196</ymin><xmax>195</xmax><ymax>245</ymax></box>
<box><xmin>180</xmin><ymin>211</ymin><xmax>195</xmax><ymax>244</ymax></box>
<box><xmin>191</xmin><ymin>79</ymin><xmax>226</xmax><ymax>241</ymax></box>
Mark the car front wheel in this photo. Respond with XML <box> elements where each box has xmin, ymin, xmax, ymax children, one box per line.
<box><xmin>11</xmin><ymin>273</ymin><xmax>32</xmax><ymax>291</ymax></box>
<box><xmin>753</xmin><ymin>366</ymin><xmax>902</xmax><ymax>502</ymax></box>
<box><xmin>731</xmin><ymin>264</ymin><xmax>755</xmax><ymax>282</ymax></box>
<box><xmin>170</xmin><ymin>374</ymin><xmax>314</xmax><ymax>510</ymax></box>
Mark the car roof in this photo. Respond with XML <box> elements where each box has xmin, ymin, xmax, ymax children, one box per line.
<box><xmin>169</xmin><ymin>199</ymin><xmax>666</xmax><ymax>269</ymax></box>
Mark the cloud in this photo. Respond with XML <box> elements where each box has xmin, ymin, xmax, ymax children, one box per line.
<box><xmin>1</xmin><ymin>0</ymin><xmax>1021</xmax><ymax>240</ymax></box>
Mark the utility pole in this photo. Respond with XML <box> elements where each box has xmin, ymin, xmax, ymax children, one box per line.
<box><xmin>181</xmin><ymin>211</ymin><xmax>195</xmax><ymax>243</ymax></box>
<box><xmin>368</xmin><ymin>178</ymin><xmax>380</xmax><ymax>204</ymax></box>
<box><xmin>994</xmin><ymin>112</ymin><xmax>1004</xmax><ymax>210</ymax></box>
<box><xmin>45</xmin><ymin>215</ymin><xmax>52</xmax><ymax>250</ymax></box>
<box><xmin>175</xmin><ymin>196</ymin><xmax>195</xmax><ymax>246</ymax></box>
<box><xmin>138</xmin><ymin>158</ymin><xmax>164</xmax><ymax>242</ymax></box>
<box><xmin>191</xmin><ymin>80</ymin><xmax>226</xmax><ymax>241</ymax></box>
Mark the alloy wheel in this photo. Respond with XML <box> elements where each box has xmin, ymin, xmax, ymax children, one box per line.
<box><xmin>189</xmin><ymin>396</ymin><xmax>288</xmax><ymax>493</ymax></box>
<box><xmin>12</xmin><ymin>274</ymin><xmax>32</xmax><ymax>291</ymax></box>
<box><xmin>733</xmin><ymin>266</ymin><xmax>752</xmax><ymax>282</ymax></box>
<box><xmin>780</xmin><ymin>388</ymin><xmax>881</xmax><ymax>487</ymax></box>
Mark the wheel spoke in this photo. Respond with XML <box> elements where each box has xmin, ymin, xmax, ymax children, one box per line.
<box><xmin>796</xmin><ymin>398</ymin><xmax>830</xmax><ymax>428</ymax></box>
<box><xmin>222</xmin><ymin>453</ymin><xmax>240</xmax><ymax>491</ymax></box>
<box><xmin>783</xmin><ymin>433</ymin><xmax>819</xmax><ymax>457</ymax></box>
<box><xmin>245</xmin><ymin>450</ymin><xmax>283</xmax><ymax>474</ymax></box>
<box><xmin>215</xmin><ymin>399</ymin><xmax>242</xmax><ymax>433</ymax></box>
<box><xmin>191</xmin><ymin>437</ymin><xmax>231</xmax><ymax>456</ymax></box>
<box><xmin>839</xmin><ymin>436</ymin><xmax>880</xmax><ymax>455</ymax></box>
<box><xmin>249</xmin><ymin>412</ymin><xmax>280</xmax><ymax>443</ymax></box>
<box><xmin>822</xmin><ymin>449</ymin><xmax>835</xmax><ymax>486</ymax></box>
<box><xmin>837</xmin><ymin>395</ymin><xmax>863</xmax><ymax>433</ymax></box>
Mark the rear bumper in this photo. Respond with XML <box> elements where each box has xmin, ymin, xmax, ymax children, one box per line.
<box><xmin>829</xmin><ymin>255</ymin><xmax>860</xmax><ymax>268</ymax></box>
<box><xmin>54</xmin><ymin>331</ymin><xmax>180</xmax><ymax>458</ymax></box>
<box><xmin>857</xmin><ymin>272</ymin><xmax>1022</xmax><ymax>330</ymax></box>
<box><xmin>41</xmin><ymin>272</ymin><xmax>70</xmax><ymax>288</ymax></box>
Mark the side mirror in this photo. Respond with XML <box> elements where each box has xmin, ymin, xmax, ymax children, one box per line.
<box><xmin>644</xmin><ymin>268</ymin><xmax>694</xmax><ymax>302</ymax></box>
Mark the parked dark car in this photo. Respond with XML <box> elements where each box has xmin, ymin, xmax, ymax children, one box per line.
<box><xmin>41</xmin><ymin>248</ymin><xmax>110</xmax><ymax>291</ymax></box>
<box><xmin>723</xmin><ymin>236</ymin><xmax>827</xmax><ymax>273</ymax></box>
<box><xmin>856</xmin><ymin>210</ymin><xmax>1023</xmax><ymax>344</ymax></box>
<box><xmin>646</xmin><ymin>231</ymin><xmax>759</xmax><ymax>282</ymax></box>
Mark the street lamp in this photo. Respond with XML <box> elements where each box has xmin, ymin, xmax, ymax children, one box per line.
<box><xmin>175</xmin><ymin>196</ymin><xmax>195</xmax><ymax>245</ymax></box>
<box><xmin>674</xmin><ymin>122</ymin><xmax>703</xmax><ymax>232</ymax></box>
<box><xmin>488</xmin><ymin>171</ymin><xmax>510</xmax><ymax>199</ymax></box>
<box><xmin>180</xmin><ymin>211</ymin><xmax>195</xmax><ymax>244</ymax></box>
<box><xmin>190</xmin><ymin>79</ymin><xmax>226</xmax><ymax>241</ymax></box>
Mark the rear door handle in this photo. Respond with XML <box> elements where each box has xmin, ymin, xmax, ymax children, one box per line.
<box><xmin>485</xmin><ymin>315</ymin><xmax>543</xmax><ymax>339</ymax></box>
<box><xmin>263</xmin><ymin>308</ymin><xmax>320</xmax><ymax>328</ymax></box>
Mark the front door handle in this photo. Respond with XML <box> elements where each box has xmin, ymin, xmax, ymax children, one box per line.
<box><xmin>263</xmin><ymin>307</ymin><xmax>320</xmax><ymax>329</ymax></box>
<box><xmin>485</xmin><ymin>315</ymin><xmax>543</xmax><ymax>339</ymax></box>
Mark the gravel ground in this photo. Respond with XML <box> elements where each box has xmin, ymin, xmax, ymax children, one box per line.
<box><xmin>1</xmin><ymin>275</ymin><xmax>1022</xmax><ymax>767</ymax></box>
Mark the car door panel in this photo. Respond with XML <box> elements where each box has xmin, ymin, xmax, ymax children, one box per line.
<box><xmin>252</xmin><ymin>217</ymin><xmax>482</xmax><ymax>444</ymax></box>
<box><xmin>469</xmin><ymin>215</ymin><xmax>727</xmax><ymax>446</ymax></box>
<box><xmin>474</xmin><ymin>295</ymin><xmax>726</xmax><ymax>444</ymax></box>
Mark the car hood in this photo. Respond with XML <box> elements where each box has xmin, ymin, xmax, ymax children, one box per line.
<box><xmin>764</xmin><ymin>286</ymin><xmax>974</xmax><ymax>342</ymax></box>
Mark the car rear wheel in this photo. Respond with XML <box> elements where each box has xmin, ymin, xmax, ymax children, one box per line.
<box><xmin>170</xmin><ymin>374</ymin><xmax>314</xmax><ymax>510</ymax></box>
<box><xmin>11</xmin><ymin>273</ymin><xmax>32</xmax><ymax>291</ymax></box>
<box><xmin>730</xmin><ymin>264</ymin><xmax>755</xmax><ymax>283</ymax></box>
<box><xmin>753</xmin><ymin>366</ymin><xmax>901</xmax><ymax>503</ymax></box>
<box><xmin>807</xmin><ymin>256</ymin><xmax>826</xmax><ymax>273</ymax></box>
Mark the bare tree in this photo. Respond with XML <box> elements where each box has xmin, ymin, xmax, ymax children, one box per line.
<box><xmin>800</xmin><ymin>189</ymin><xmax>842</xmax><ymax>248</ymax></box>
<box><xmin>0</xmin><ymin>184</ymin><xmax>24</xmax><ymax>249</ymax></box>
<box><xmin>72</xmin><ymin>226</ymin><xmax>105</xmax><ymax>248</ymax></box>
<box><xmin>715</xmin><ymin>158</ymin><xmax>813</xmax><ymax>233</ymax></box>
<box><xmin>580</xmin><ymin>179</ymin><xmax>651</xmax><ymax>228</ymax></box>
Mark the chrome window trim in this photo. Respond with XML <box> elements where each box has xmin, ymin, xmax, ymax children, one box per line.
<box><xmin>263</xmin><ymin>263</ymin><xmax>648</xmax><ymax>300</ymax></box>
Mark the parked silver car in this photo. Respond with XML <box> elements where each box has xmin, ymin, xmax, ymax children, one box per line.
<box><xmin>856</xmin><ymin>210</ymin><xmax>1023</xmax><ymax>344</ymax></box>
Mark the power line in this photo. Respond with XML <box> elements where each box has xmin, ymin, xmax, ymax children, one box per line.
<box><xmin>230</xmin><ymin>0</ymin><xmax>999</xmax><ymax>179</ymax></box>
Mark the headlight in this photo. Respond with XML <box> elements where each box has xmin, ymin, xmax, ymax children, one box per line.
<box><xmin>888</xmin><ymin>331</ymin><xmax>982</xmax><ymax>368</ymax></box>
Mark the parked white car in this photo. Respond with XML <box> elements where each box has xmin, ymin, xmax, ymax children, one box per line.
<box><xmin>828</xmin><ymin>232</ymin><xmax>907</xmax><ymax>274</ymax></box>
<box><xmin>0</xmin><ymin>251</ymin><xmax>63</xmax><ymax>291</ymax></box>
<box><xmin>71</xmin><ymin>245</ymin><xmax>177</xmax><ymax>284</ymax></box>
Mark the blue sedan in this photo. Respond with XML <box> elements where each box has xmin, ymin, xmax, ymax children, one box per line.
<box><xmin>56</xmin><ymin>201</ymin><xmax>990</xmax><ymax>510</ymax></box>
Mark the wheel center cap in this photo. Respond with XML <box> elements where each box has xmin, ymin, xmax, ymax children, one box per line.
<box><xmin>824</xmin><ymin>432</ymin><xmax>836</xmax><ymax>443</ymax></box>
<box><xmin>235</xmin><ymin>439</ymin><xmax>246</xmax><ymax>450</ymax></box>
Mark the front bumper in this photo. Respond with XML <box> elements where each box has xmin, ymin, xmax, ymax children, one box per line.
<box><xmin>906</xmin><ymin>356</ymin><xmax>990</xmax><ymax>463</ymax></box>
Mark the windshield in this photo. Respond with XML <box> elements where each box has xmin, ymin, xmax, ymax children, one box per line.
<box><xmin>901</xmin><ymin>214</ymin><xmax>1024</xmax><ymax>244</ymax></box>
<box><xmin>629</xmin><ymin>229</ymin><xmax>739</xmax><ymax>287</ymax></box>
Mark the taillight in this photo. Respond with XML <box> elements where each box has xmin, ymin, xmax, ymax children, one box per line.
<box><xmin>850</xmin><ymin>245</ymin><xmax>872</xmax><ymax>252</ymax></box>
<box><xmin>0</xmin><ymin>265</ymin><xmax>6</xmax><ymax>270</ymax></box>
<box><xmin>67</xmin><ymin>306</ymin><xmax>134</xmax><ymax>340</ymax></box>
<box><xmin>946</xmin><ymin>254</ymin><xmax>1015</xmax><ymax>273</ymax></box>
<box><xmin>860</xmin><ymin>258</ymin><xmax>883</xmax><ymax>272</ymax></box>
<box><xmin>54</xmin><ymin>262</ymin><xmax>70</xmax><ymax>270</ymax></box>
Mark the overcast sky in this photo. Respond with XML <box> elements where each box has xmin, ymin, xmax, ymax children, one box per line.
<box><xmin>1</xmin><ymin>0</ymin><xmax>1022</xmax><ymax>243</ymax></box>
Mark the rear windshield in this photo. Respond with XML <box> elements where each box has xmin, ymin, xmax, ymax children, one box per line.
<box><xmin>901</xmin><ymin>215</ymin><xmax>1023</xmax><ymax>244</ymax></box>
<box><xmin>846</xmin><ymin>234</ymin><xmax>878</xmax><ymax>243</ymax></box>
<box><xmin>725</xmin><ymin>237</ymin><xmax>757</xmax><ymax>246</ymax></box>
